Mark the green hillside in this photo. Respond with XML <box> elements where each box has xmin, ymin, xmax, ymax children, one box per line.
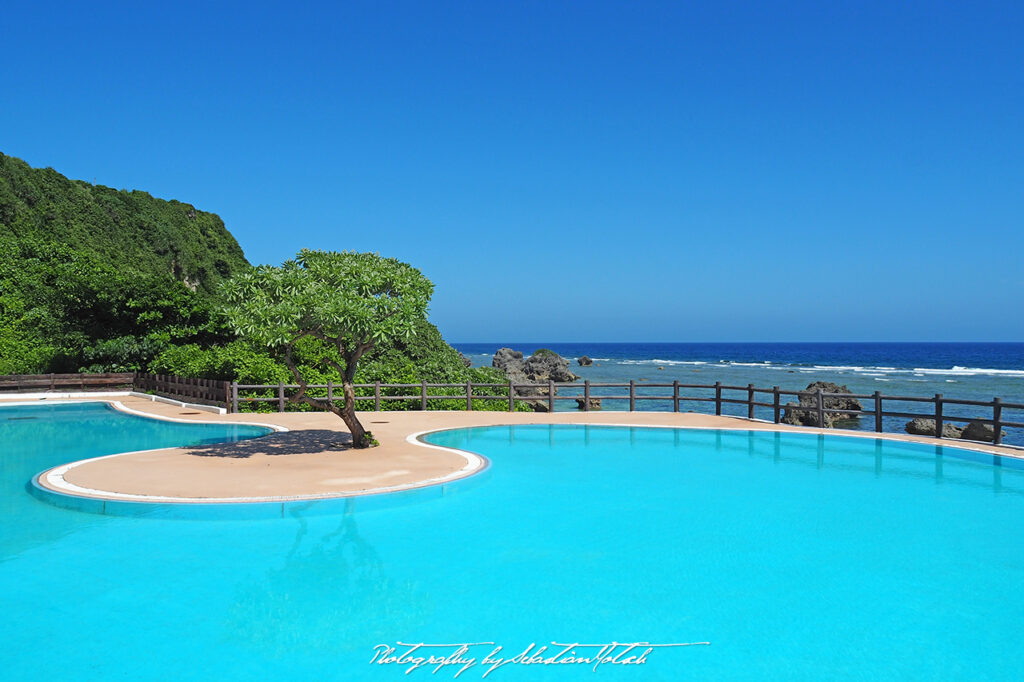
<box><xmin>0</xmin><ymin>152</ymin><xmax>249</xmax><ymax>294</ymax></box>
<box><xmin>0</xmin><ymin>153</ymin><xmax>512</xmax><ymax>410</ymax></box>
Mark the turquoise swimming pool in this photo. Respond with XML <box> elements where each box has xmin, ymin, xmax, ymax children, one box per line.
<box><xmin>2</xmin><ymin>410</ymin><xmax>1022</xmax><ymax>680</ymax></box>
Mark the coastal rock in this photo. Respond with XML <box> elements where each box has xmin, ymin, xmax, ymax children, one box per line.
<box><xmin>578</xmin><ymin>355</ymin><xmax>593</xmax><ymax>366</ymax></box>
<box><xmin>524</xmin><ymin>349</ymin><xmax>579</xmax><ymax>383</ymax></box>
<box><xmin>493</xmin><ymin>347</ymin><xmax>579</xmax><ymax>383</ymax></box>
<box><xmin>781</xmin><ymin>381</ymin><xmax>862</xmax><ymax>428</ymax></box>
<box><xmin>960</xmin><ymin>420</ymin><xmax>1007</xmax><ymax>443</ymax></box>
<box><xmin>492</xmin><ymin>348</ymin><xmax>524</xmax><ymax>374</ymax></box>
<box><xmin>458</xmin><ymin>352</ymin><xmax>472</xmax><ymax>368</ymax></box>
<box><xmin>905</xmin><ymin>418</ymin><xmax>964</xmax><ymax>439</ymax></box>
<box><xmin>491</xmin><ymin>347</ymin><xmax>579</xmax><ymax>411</ymax></box>
<box><xmin>575</xmin><ymin>397</ymin><xmax>602</xmax><ymax>411</ymax></box>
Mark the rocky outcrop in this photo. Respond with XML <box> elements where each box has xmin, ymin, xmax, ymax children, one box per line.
<box><xmin>961</xmin><ymin>420</ymin><xmax>1007</xmax><ymax>443</ymax></box>
<box><xmin>578</xmin><ymin>355</ymin><xmax>593</xmax><ymax>366</ymax></box>
<box><xmin>458</xmin><ymin>352</ymin><xmax>472</xmax><ymax>368</ymax></box>
<box><xmin>493</xmin><ymin>348</ymin><xmax>578</xmax><ymax>384</ymax></box>
<box><xmin>492</xmin><ymin>347</ymin><xmax>524</xmax><ymax>374</ymax></box>
<box><xmin>781</xmin><ymin>381</ymin><xmax>862</xmax><ymax>428</ymax></box>
<box><xmin>905</xmin><ymin>418</ymin><xmax>964</xmax><ymax>438</ymax></box>
<box><xmin>575</xmin><ymin>397</ymin><xmax>602</xmax><ymax>411</ymax></box>
<box><xmin>492</xmin><ymin>347</ymin><xmax>579</xmax><ymax>411</ymax></box>
<box><xmin>527</xmin><ymin>350</ymin><xmax>579</xmax><ymax>382</ymax></box>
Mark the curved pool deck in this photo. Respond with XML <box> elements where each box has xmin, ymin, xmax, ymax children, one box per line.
<box><xmin>13</xmin><ymin>395</ymin><xmax>1023</xmax><ymax>507</ymax></box>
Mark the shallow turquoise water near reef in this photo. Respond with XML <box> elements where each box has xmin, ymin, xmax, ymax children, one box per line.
<box><xmin>2</xmin><ymin>406</ymin><xmax>1023</xmax><ymax>680</ymax></box>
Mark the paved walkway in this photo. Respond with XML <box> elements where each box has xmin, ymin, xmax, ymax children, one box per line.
<box><xmin>16</xmin><ymin>395</ymin><xmax>1021</xmax><ymax>503</ymax></box>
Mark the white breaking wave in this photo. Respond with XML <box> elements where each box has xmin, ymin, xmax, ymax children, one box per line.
<box><xmin>911</xmin><ymin>366</ymin><xmax>1024</xmax><ymax>377</ymax></box>
<box><xmin>584</xmin><ymin>356</ymin><xmax>1024</xmax><ymax>378</ymax></box>
<box><xmin>620</xmin><ymin>359</ymin><xmax>706</xmax><ymax>366</ymax></box>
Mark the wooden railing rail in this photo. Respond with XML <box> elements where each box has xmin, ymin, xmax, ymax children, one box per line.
<box><xmin>0</xmin><ymin>372</ymin><xmax>135</xmax><ymax>392</ymax></box>
<box><xmin>230</xmin><ymin>379</ymin><xmax>1023</xmax><ymax>445</ymax></box>
<box><xmin>2</xmin><ymin>373</ymin><xmax>1020</xmax><ymax>446</ymax></box>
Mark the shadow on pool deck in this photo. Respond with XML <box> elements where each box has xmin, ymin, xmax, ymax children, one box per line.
<box><xmin>185</xmin><ymin>430</ymin><xmax>353</xmax><ymax>458</ymax></box>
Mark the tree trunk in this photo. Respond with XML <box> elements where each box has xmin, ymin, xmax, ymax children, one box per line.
<box><xmin>280</xmin><ymin>338</ymin><xmax>376</xmax><ymax>449</ymax></box>
<box><xmin>341</xmin><ymin>380</ymin><xmax>371</xmax><ymax>448</ymax></box>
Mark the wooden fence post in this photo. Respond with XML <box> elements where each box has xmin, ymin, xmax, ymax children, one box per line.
<box><xmin>715</xmin><ymin>382</ymin><xmax>722</xmax><ymax>416</ymax></box>
<box><xmin>629</xmin><ymin>380</ymin><xmax>636</xmax><ymax>411</ymax></box>
<box><xmin>548</xmin><ymin>379</ymin><xmax>555</xmax><ymax>413</ymax></box>
<box><xmin>993</xmin><ymin>398</ymin><xmax>1003</xmax><ymax>445</ymax></box>
<box><xmin>874</xmin><ymin>391</ymin><xmax>883</xmax><ymax>432</ymax></box>
<box><xmin>673</xmin><ymin>380</ymin><xmax>679</xmax><ymax>413</ymax></box>
<box><xmin>420</xmin><ymin>381</ymin><xmax>427</xmax><ymax>410</ymax></box>
<box><xmin>231</xmin><ymin>382</ymin><xmax>238</xmax><ymax>414</ymax></box>
<box><xmin>466</xmin><ymin>380</ymin><xmax>473</xmax><ymax>411</ymax></box>
<box><xmin>374</xmin><ymin>381</ymin><xmax>381</xmax><ymax>411</ymax></box>
<box><xmin>508</xmin><ymin>381</ymin><xmax>515</xmax><ymax>412</ymax></box>
<box><xmin>327</xmin><ymin>380</ymin><xmax>334</xmax><ymax>405</ymax></box>
<box><xmin>934</xmin><ymin>393</ymin><xmax>944</xmax><ymax>439</ymax></box>
<box><xmin>747</xmin><ymin>383</ymin><xmax>755</xmax><ymax>419</ymax></box>
<box><xmin>584</xmin><ymin>380</ymin><xmax>591</xmax><ymax>412</ymax></box>
<box><xmin>816</xmin><ymin>388</ymin><xmax>825</xmax><ymax>428</ymax></box>
<box><xmin>278</xmin><ymin>382</ymin><xmax>285</xmax><ymax>412</ymax></box>
<box><xmin>773</xmin><ymin>386</ymin><xmax>780</xmax><ymax>423</ymax></box>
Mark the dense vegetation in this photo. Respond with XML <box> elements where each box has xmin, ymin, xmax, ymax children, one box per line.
<box><xmin>0</xmin><ymin>153</ymin><xmax>512</xmax><ymax>411</ymax></box>
<box><xmin>0</xmin><ymin>153</ymin><xmax>248</xmax><ymax>295</ymax></box>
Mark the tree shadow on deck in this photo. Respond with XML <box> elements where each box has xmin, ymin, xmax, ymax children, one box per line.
<box><xmin>185</xmin><ymin>429</ymin><xmax>352</xmax><ymax>458</ymax></box>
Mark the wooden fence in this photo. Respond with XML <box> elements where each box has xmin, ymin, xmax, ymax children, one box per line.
<box><xmin>134</xmin><ymin>373</ymin><xmax>232</xmax><ymax>408</ymax></box>
<box><xmin>0</xmin><ymin>372</ymin><xmax>230</xmax><ymax>409</ymax></box>
<box><xmin>233</xmin><ymin>379</ymin><xmax>1024</xmax><ymax>446</ymax></box>
<box><xmin>1</xmin><ymin>372</ymin><xmax>1020</xmax><ymax>446</ymax></box>
<box><xmin>0</xmin><ymin>372</ymin><xmax>135</xmax><ymax>392</ymax></box>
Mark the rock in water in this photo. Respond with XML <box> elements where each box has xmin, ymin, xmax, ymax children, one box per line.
<box><xmin>491</xmin><ymin>347</ymin><xmax>580</xmax><ymax>411</ymax></box>
<box><xmin>575</xmin><ymin>397</ymin><xmax>602</xmax><ymax>411</ymax></box>
<box><xmin>524</xmin><ymin>349</ymin><xmax>579</xmax><ymax>383</ymax></box>
<box><xmin>961</xmin><ymin>420</ymin><xmax>1007</xmax><ymax>443</ymax></box>
<box><xmin>492</xmin><ymin>347</ymin><xmax>525</xmax><ymax>374</ymax></box>
<box><xmin>781</xmin><ymin>381</ymin><xmax>862</xmax><ymax>428</ymax></box>
<box><xmin>905</xmin><ymin>418</ymin><xmax>964</xmax><ymax>438</ymax></box>
<box><xmin>578</xmin><ymin>355</ymin><xmax>593</xmax><ymax>366</ymax></box>
<box><xmin>458</xmin><ymin>352</ymin><xmax>472</xmax><ymax>368</ymax></box>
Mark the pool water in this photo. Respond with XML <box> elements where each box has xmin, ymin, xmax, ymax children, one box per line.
<box><xmin>1</xmin><ymin>412</ymin><xmax>1023</xmax><ymax>680</ymax></box>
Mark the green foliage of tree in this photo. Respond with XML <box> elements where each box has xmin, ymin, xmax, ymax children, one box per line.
<box><xmin>0</xmin><ymin>237</ymin><xmax>224</xmax><ymax>372</ymax></box>
<box><xmin>150</xmin><ymin>340</ymin><xmax>290</xmax><ymax>384</ymax></box>
<box><xmin>221</xmin><ymin>249</ymin><xmax>434</xmax><ymax>447</ymax></box>
<box><xmin>0</xmin><ymin>152</ymin><xmax>249</xmax><ymax>296</ymax></box>
<box><xmin>0</xmin><ymin>293</ymin><xmax>54</xmax><ymax>374</ymax></box>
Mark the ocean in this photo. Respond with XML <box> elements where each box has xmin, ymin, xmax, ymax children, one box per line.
<box><xmin>454</xmin><ymin>342</ymin><xmax>1024</xmax><ymax>444</ymax></box>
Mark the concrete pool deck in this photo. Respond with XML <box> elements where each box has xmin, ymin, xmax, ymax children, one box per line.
<box><xmin>11</xmin><ymin>394</ymin><xmax>1023</xmax><ymax>504</ymax></box>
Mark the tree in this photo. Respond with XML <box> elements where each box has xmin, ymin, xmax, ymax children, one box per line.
<box><xmin>221</xmin><ymin>249</ymin><xmax>433</xmax><ymax>448</ymax></box>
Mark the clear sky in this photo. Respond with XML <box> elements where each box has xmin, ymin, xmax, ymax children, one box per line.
<box><xmin>2</xmin><ymin>1</ymin><xmax>1021</xmax><ymax>342</ymax></box>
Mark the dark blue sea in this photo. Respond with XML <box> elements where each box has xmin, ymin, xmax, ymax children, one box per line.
<box><xmin>454</xmin><ymin>342</ymin><xmax>1024</xmax><ymax>443</ymax></box>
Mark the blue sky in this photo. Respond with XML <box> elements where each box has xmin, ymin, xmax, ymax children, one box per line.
<box><xmin>2</xmin><ymin>1</ymin><xmax>1021</xmax><ymax>342</ymax></box>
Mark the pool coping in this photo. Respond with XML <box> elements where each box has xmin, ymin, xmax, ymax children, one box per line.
<box><xmin>14</xmin><ymin>398</ymin><xmax>1024</xmax><ymax>518</ymax></box>
<box><xmin>28</xmin><ymin>401</ymin><xmax>488</xmax><ymax>513</ymax></box>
